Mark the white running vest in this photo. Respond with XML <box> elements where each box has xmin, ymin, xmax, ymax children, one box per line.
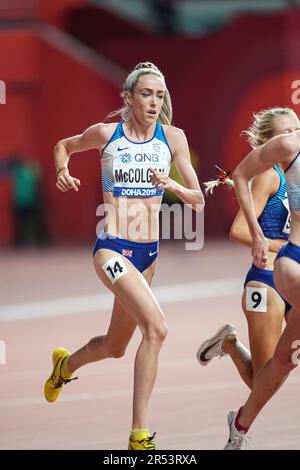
<box><xmin>101</xmin><ymin>122</ymin><xmax>172</xmax><ymax>198</ymax></box>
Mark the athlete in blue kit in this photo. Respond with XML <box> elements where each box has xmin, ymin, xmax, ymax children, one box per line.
<box><xmin>197</xmin><ymin>109</ymin><xmax>293</xmax><ymax>395</ymax></box>
<box><xmin>44</xmin><ymin>62</ymin><xmax>205</xmax><ymax>450</ymax></box>
<box><xmin>221</xmin><ymin>106</ymin><xmax>300</xmax><ymax>450</ymax></box>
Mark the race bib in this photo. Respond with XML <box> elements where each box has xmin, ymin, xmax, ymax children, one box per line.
<box><xmin>282</xmin><ymin>196</ymin><xmax>291</xmax><ymax>235</ymax></box>
<box><xmin>246</xmin><ymin>287</ymin><xmax>267</xmax><ymax>312</ymax></box>
<box><xmin>102</xmin><ymin>256</ymin><xmax>128</xmax><ymax>285</ymax></box>
<box><xmin>113</xmin><ymin>152</ymin><xmax>167</xmax><ymax>197</ymax></box>
<box><xmin>283</xmin><ymin>211</ymin><xmax>291</xmax><ymax>235</ymax></box>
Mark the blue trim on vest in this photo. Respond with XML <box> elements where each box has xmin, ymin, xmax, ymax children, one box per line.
<box><xmin>122</xmin><ymin>122</ymin><xmax>158</xmax><ymax>144</ymax></box>
<box><xmin>113</xmin><ymin>186</ymin><xmax>164</xmax><ymax>197</ymax></box>
<box><xmin>100</xmin><ymin>122</ymin><xmax>123</xmax><ymax>158</ymax></box>
<box><xmin>155</xmin><ymin>122</ymin><xmax>173</xmax><ymax>159</ymax></box>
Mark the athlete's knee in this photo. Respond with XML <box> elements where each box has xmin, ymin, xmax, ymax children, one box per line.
<box><xmin>144</xmin><ymin>320</ymin><xmax>168</xmax><ymax>344</ymax></box>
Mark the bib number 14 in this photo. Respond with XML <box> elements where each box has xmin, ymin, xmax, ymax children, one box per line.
<box><xmin>102</xmin><ymin>256</ymin><xmax>128</xmax><ymax>285</ymax></box>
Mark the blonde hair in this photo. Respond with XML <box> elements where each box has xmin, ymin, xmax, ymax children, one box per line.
<box><xmin>242</xmin><ymin>107</ymin><xmax>299</xmax><ymax>148</ymax></box>
<box><xmin>107</xmin><ymin>62</ymin><xmax>172</xmax><ymax>125</ymax></box>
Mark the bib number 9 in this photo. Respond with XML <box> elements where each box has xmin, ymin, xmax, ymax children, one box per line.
<box><xmin>246</xmin><ymin>287</ymin><xmax>267</xmax><ymax>312</ymax></box>
<box><xmin>283</xmin><ymin>213</ymin><xmax>291</xmax><ymax>234</ymax></box>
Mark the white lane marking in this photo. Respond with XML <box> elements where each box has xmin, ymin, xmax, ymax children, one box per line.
<box><xmin>2</xmin><ymin>374</ymin><xmax>300</xmax><ymax>409</ymax></box>
<box><xmin>0</xmin><ymin>379</ymin><xmax>244</xmax><ymax>408</ymax></box>
<box><xmin>2</xmin><ymin>375</ymin><xmax>300</xmax><ymax>409</ymax></box>
<box><xmin>0</xmin><ymin>277</ymin><xmax>241</xmax><ymax>322</ymax></box>
<box><xmin>0</xmin><ymin>358</ymin><xmax>200</xmax><ymax>383</ymax></box>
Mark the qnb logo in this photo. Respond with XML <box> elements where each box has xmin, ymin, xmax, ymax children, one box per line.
<box><xmin>0</xmin><ymin>340</ymin><xmax>6</xmax><ymax>365</ymax></box>
<box><xmin>134</xmin><ymin>153</ymin><xmax>159</xmax><ymax>163</ymax></box>
<box><xmin>0</xmin><ymin>80</ymin><xmax>6</xmax><ymax>104</ymax></box>
<box><xmin>291</xmin><ymin>340</ymin><xmax>300</xmax><ymax>366</ymax></box>
<box><xmin>291</xmin><ymin>80</ymin><xmax>300</xmax><ymax>105</ymax></box>
<box><xmin>120</xmin><ymin>153</ymin><xmax>132</xmax><ymax>164</ymax></box>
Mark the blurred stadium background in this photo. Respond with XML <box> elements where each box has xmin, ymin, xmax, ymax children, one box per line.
<box><xmin>1</xmin><ymin>0</ymin><xmax>300</xmax><ymax>450</ymax></box>
<box><xmin>1</xmin><ymin>0</ymin><xmax>300</xmax><ymax>246</ymax></box>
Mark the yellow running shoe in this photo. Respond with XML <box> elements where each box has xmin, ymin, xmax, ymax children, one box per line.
<box><xmin>128</xmin><ymin>432</ymin><xmax>156</xmax><ymax>450</ymax></box>
<box><xmin>44</xmin><ymin>347</ymin><xmax>77</xmax><ymax>403</ymax></box>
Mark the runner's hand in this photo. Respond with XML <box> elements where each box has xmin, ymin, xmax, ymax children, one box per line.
<box><xmin>252</xmin><ymin>235</ymin><xmax>269</xmax><ymax>269</ymax></box>
<box><xmin>149</xmin><ymin>167</ymin><xmax>178</xmax><ymax>192</ymax></box>
<box><xmin>56</xmin><ymin>168</ymin><xmax>81</xmax><ymax>192</ymax></box>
